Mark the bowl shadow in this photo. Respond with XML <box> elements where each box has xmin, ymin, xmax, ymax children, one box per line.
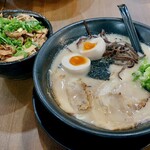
<box><xmin>0</xmin><ymin>78</ymin><xmax>33</xmax><ymax>116</ymax></box>
<box><xmin>36</xmin><ymin>122</ymin><xmax>66</xmax><ymax>150</ymax></box>
<box><xmin>0</xmin><ymin>78</ymin><xmax>37</xmax><ymax>133</ymax></box>
<box><xmin>32</xmin><ymin>91</ymin><xmax>66</xmax><ymax>150</ymax></box>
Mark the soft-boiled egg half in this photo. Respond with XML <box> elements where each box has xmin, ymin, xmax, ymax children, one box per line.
<box><xmin>78</xmin><ymin>36</ymin><xmax>106</xmax><ymax>60</ymax></box>
<box><xmin>61</xmin><ymin>53</ymin><xmax>91</xmax><ymax>75</ymax></box>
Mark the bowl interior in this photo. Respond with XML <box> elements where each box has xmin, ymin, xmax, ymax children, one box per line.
<box><xmin>33</xmin><ymin>18</ymin><xmax>150</xmax><ymax>137</ymax></box>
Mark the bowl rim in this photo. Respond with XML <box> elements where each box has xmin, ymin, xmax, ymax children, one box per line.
<box><xmin>0</xmin><ymin>9</ymin><xmax>53</xmax><ymax>65</ymax></box>
<box><xmin>33</xmin><ymin>17</ymin><xmax>150</xmax><ymax>138</ymax></box>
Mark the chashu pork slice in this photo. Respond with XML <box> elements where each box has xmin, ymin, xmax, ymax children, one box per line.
<box><xmin>92</xmin><ymin>78</ymin><xmax>150</xmax><ymax>130</ymax></box>
<box><xmin>51</xmin><ymin>71</ymin><xmax>75</xmax><ymax>114</ymax></box>
<box><xmin>66</xmin><ymin>79</ymin><xmax>92</xmax><ymax>113</ymax></box>
<box><xmin>51</xmin><ymin>68</ymin><xmax>92</xmax><ymax>114</ymax></box>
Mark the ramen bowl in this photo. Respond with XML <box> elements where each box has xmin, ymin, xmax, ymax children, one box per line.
<box><xmin>33</xmin><ymin>18</ymin><xmax>150</xmax><ymax>150</ymax></box>
<box><xmin>0</xmin><ymin>9</ymin><xmax>52</xmax><ymax>79</ymax></box>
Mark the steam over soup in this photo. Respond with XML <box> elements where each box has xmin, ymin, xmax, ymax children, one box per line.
<box><xmin>49</xmin><ymin>33</ymin><xmax>150</xmax><ymax>130</ymax></box>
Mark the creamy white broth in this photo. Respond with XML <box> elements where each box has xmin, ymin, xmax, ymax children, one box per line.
<box><xmin>49</xmin><ymin>34</ymin><xmax>150</xmax><ymax>130</ymax></box>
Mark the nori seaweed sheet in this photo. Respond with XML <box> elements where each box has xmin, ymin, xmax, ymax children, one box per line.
<box><xmin>88</xmin><ymin>58</ymin><xmax>113</xmax><ymax>80</ymax></box>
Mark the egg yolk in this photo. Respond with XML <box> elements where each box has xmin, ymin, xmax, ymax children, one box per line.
<box><xmin>69</xmin><ymin>56</ymin><xmax>87</xmax><ymax>66</ymax></box>
<box><xmin>83</xmin><ymin>42</ymin><xmax>96</xmax><ymax>50</ymax></box>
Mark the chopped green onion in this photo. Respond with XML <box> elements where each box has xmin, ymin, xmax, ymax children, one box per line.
<box><xmin>132</xmin><ymin>58</ymin><xmax>150</xmax><ymax>92</ymax></box>
<box><xmin>14</xmin><ymin>50</ymin><xmax>28</xmax><ymax>58</ymax></box>
<box><xmin>0</xmin><ymin>15</ymin><xmax>45</xmax><ymax>59</ymax></box>
<box><xmin>24</xmin><ymin>38</ymin><xmax>32</xmax><ymax>48</ymax></box>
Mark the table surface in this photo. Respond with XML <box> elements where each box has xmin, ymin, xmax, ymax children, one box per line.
<box><xmin>0</xmin><ymin>0</ymin><xmax>150</xmax><ymax>149</ymax></box>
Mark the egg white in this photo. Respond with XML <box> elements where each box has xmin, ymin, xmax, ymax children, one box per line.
<box><xmin>79</xmin><ymin>36</ymin><xmax>106</xmax><ymax>60</ymax></box>
<box><xmin>61</xmin><ymin>53</ymin><xmax>91</xmax><ymax>75</ymax></box>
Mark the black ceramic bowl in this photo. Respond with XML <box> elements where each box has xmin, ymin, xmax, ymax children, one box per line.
<box><xmin>33</xmin><ymin>18</ymin><xmax>150</xmax><ymax>150</ymax></box>
<box><xmin>0</xmin><ymin>9</ymin><xmax>53</xmax><ymax>79</ymax></box>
